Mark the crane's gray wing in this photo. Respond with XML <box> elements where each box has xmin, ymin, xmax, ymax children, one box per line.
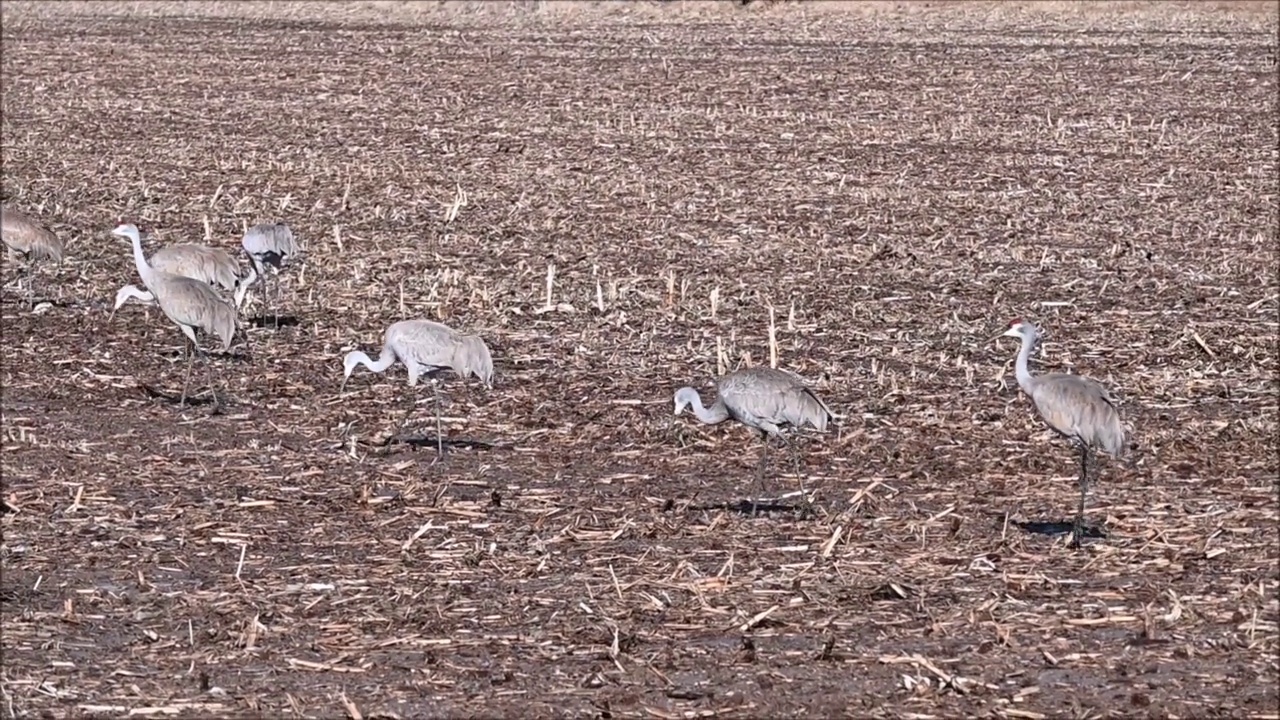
<box><xmin>1030</xmin><ymin>374</ymin><xmax>1125</xmax><ymax>455</ymax></box>
<box><xmin>388</xmin><ymin>321</ymin><xmax>459</xmax><ymax>371</ymax></box>
<box><xmin>719</xmin><ymin>368</ymin><xmax>833</xmax><ymax>432</ymax></box>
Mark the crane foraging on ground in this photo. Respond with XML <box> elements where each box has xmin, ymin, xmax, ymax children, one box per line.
<box><xmin>112</xmin><ymin>223</ymin><xmax>242</xmax><ymax>406</ymax></box>
<box><xmin>999</xmin><ymin>318</ymin><xmax>1127</xmax><ymax>549</ymax></box>
<box><xmin>109</xmin><ymin>236</ymin><xmax>248</xmax><ymax>319</ymax></box>
<box><xmin>2</xmin><ymin>206</ymin><xmax>65</xmax><ymax>306</ymax></box>
<box><xmin>236</xmin><ymin>221</ymin><xmax>300</xmax><ymax>326</ymax></box>
<box><xmin>674</xmin><ymin>366</ymin><xmax>835</xmax><ymax>512</ymax></box>
<box><xmin>341</xmin><ymin>318</ymin><xmax>495</xmax><ymax>457</ymax></box>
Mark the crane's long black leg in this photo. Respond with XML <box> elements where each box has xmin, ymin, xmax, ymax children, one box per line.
<box><xmin>753</xmin><ymin>433</ymin><xmax>771</xmax><ymax>517</ymax></box>
<box><xmin>27</xmin><ymin>265</ymin><xmax>37</xmax><ymax>307</ymax></box>
<box><xmin>271</xmin><ymin>271</ymin><xmax>279</xmax><ymax>328</ymax></box>
<box><xmin>180</xmin><ymin>336</ymin><xmax>194</xmax><ymax>407</ymax></box>
<box><xmin>431</xmin><ymin>379</ymin><xmax>445</xmax><ymax>461</ymax></box>
<box><xmin>1072</xmin><ymin>444</ymin><xmax>1090</xmax><ymax>549</ymax></box>
<box><xmin>271</xmin><ymin>268</ymin><xmax>283</xmax><ymax>328</ymax></box>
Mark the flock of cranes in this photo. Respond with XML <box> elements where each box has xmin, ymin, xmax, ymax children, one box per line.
<box><xmin>2</xmin><ymin>205</ymin><xmax>1129</xmax><ymax>549</ymax></box>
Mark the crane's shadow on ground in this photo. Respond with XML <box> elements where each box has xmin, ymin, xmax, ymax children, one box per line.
<box><xmin>675</xmin><ymin>497</ymin><xmax>817</xmax><ymax>519</ymax></box>
<box><xmin>140</xmin><ymin>384</ymin><xmax>229</xmax><ymax>414</ymax></box>
<box><xmin>155</xmin><ymin>349</ymin><xmax>254</xmax><ymax>364</ymax></box>
<box><xmin>248</xmin><ymin>314</ymin><xmax>300</xmax><ymax>329</ymax></box>
<box><xmin>1004</xmin><ymin>515</ymin><xmax>1108</xmax><ymax>540</ymax></box>
<box><xmin>372</xmin><ymin>434</ymin><xmax>507</xmax><ymax>452</ymax></box>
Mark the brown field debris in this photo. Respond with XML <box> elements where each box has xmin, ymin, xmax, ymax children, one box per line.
<box><xmin>1</xmin><ymin>1</ymin><xmax>1276</xmax><ymax>718</ymax></box>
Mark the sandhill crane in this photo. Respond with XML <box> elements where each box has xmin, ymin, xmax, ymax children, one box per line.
<box><xmin>342</xmin><ymin>319</ymin><xmax>494</xmax><ymax>457</ymax></box>
<box><xmin>2</xmin><ymin>206</ymin><xmax>65</xmax><ymax>305</ymax></box>
<box><xmin>110</xmin><ymin>237</ymin><xmax>247</xmax><ymax>319</ymax></box>
<box><xmin>674</xmin><ymin>366</ymin><xmax>834</xmax><ymax>510</ymax></box>
<box><xmin>1000</xmin><ymin>319</ymin><xmax>1127</xmax><ymax>548</ymax></box>
<box><xmin>112</xmin><ymin>224</ymin><xmax>241</xmax><ymax>406</ymax></box>
<box><xmin>236</xmin><ymin>221</ymin><xmax>299</xmax><ymax>326</ymax></box>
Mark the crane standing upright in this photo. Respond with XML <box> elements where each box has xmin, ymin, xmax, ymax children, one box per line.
<box><xmin>674</xmin><ymin>366</ymin><xmax>835</xmax><ymax>511</ymax></box>
<box><xmin>1000</xmin><ymin>318</ymin><xmax>1127</xmax><ymax>548</ymax></box>
<box><xmin>342</xmin><ymin>319</ymin><xmax>495</xmax><ymax>458</ymax></box>
<box><xmin>113</xmin><ymin>224</ymin><xmax>241</xmax><ymax>406</ymax></box>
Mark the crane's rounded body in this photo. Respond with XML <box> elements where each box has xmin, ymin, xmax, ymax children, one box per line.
<box><xmin>149</xmin><ymin>244</ymin><xmax>245</xmax><ymax>293</ymax></box>
<box><xmin>2</xmin><ymin>206</ymin><xmax>64</xmax><ymax>264</ymax></box>
<box><xmin>3</xmin><ymin>206</ymin><xmax>65</xmax><ymax>303</ymax></box>
<box><xmin>674</xmin><ymin>366</ymin><xmax>834</xmax><ymax>438</ymax></box>
<box><xmin>241</xmin><ymin>222</ymin><xmax>298</xmax><ymax>271</ymax></box>
<box><xmin>341</xmin><ymin>318</ymin><xmax>494</xmax><ymax>391</ymax></box>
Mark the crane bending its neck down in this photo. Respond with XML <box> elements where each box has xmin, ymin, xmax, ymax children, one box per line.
<box><xmin>341</xmin><ymin>345</ymin><xmax>396</xmax><ymax>391</ymax></box>
<box><xmin>673</xmin><ymin>387</ymin><xmax>730</xmax><ymax>425</ymax></box>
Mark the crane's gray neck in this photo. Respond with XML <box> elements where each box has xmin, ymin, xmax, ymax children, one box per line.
<box><xmin>1014</xmin><ymin>329</ymin><xmax>1037</xmax><ymax>393</ymax></box>
<box><xmin>233</xmin><ymin>265</ymin><xmax>259</xmax><ymax>309</ymax></box>
<box><xmin>680</xmin><ymin>388</ymin><xmax>731</xmax><ymax>425</ymax></box>
<box><xmin>354</xmin><ymin>344</ymin><xmax>397</xmax><ymax>375</ymax></box>
<box><xmin>127</xmin><ymin>232</ymin><xmax>155</xmax><ymax>288</ymax></box>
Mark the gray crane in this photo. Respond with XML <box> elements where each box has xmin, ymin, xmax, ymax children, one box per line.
<box><xmin>2</xmin><ymin>206</ymin><xmax>65</xmax><ymax>306</ymax></box>
<box><xmin>236</xmin><ymin>221</ymin><xmax>299</xmax><ymax>326</ymax></box>
<box><xmin>110</xmin><ymin>237</ymin><xmax>248</xmax><ymax>320</ymax></box>
<box><xmin>1000</xmin><ymin>319</ymin><xmax>1127</xmax><ymax>548</ymax></box>
<box><xmin>341</xmin><ymin>318</ymin><xmax>495</xmax><ymax>457</ymax></box>
<box><xmin>674</xmin><ymin>366</ymin><xmax>834</xmax><ymax>510</ymax></box>
<box><xmin>112</xmin><ymin>223</ymin><xmax>241</xmax><ymax>406</ymax></box>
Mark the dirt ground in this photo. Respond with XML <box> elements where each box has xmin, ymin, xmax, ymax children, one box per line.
<box><xmin>1</xmin><ymin>1</ymin><xmax>1277</xmax><ymax>718</ymax></box>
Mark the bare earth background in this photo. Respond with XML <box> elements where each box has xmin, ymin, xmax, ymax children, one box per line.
<box><xmin>1</xmin><ymin>1</ymin><xmax>1277</xmax><ymax>718</ymax></box>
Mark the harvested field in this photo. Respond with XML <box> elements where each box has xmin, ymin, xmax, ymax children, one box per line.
<box><xmin>2</xmin><ymin>0</ymin><xmax>1277</xmax><ymax>717</ymax></box>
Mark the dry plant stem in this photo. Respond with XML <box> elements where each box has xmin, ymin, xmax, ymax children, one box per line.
<box><xmin>544</xmin><ymin>263</ymin><xmax>554</xmax><ymax>310</ymax></box>
<box><xmin>768</xmin><ymin>304</ymin><xmax>778</xmax><ymax>369</ymax></box>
